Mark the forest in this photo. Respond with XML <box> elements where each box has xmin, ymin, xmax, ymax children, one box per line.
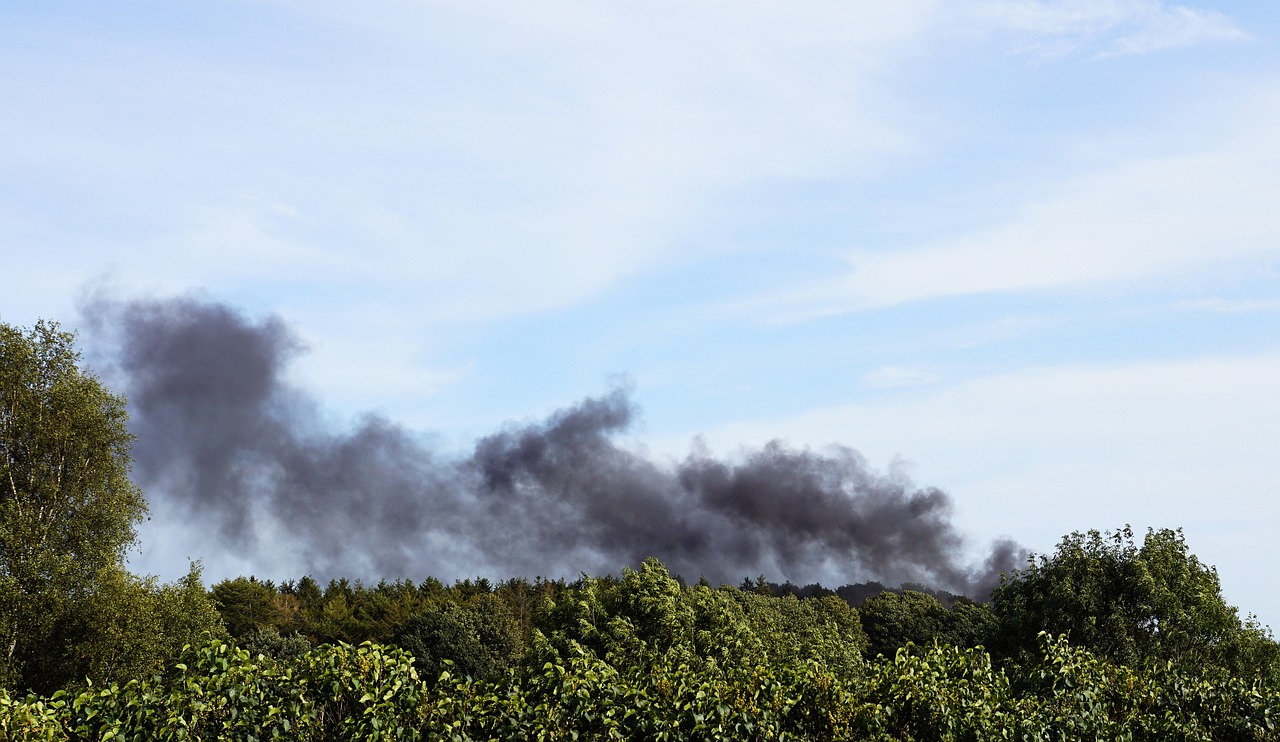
<box><xmin>4</xmin><ymin>318</ymin><xmax>1280</xmax><ymax>740</ymax></box>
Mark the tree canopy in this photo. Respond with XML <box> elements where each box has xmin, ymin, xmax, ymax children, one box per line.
<box><xmin>992</xmin><ymin>525</ymin><xmax>1279</xmax><ymax>682</ymax></box>
<box><xmin>0</xmin><ymin>319</ymin><xmax>222</xmax><ymax>693</ymax></box>
<box><xmin>0</xmin><ymin>320</ymin><xmax>145</xmax><ymax>575</ymax></box>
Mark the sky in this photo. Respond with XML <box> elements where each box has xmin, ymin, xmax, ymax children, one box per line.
<box><xmin>2</xmin><ymin>1</ymin><xmax>1279</xmax><ymax>626</ymax></box>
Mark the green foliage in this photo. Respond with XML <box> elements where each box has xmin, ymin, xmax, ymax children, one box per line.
<box><xmin>59</xmin><ymin>561</ymin><xmax>227</xmax><ymax>690</ymax></box>
<box><xmin>241</xmin><ymin>626</ymin><xmax>311</xmax><ymax>664</ymax></box>
<box><xmin>860</xmin><ymin>590</ymin><xmax>952</xmax><ymax>659</ymax></box>
<box><xmin>859</xmin><ymin>590</ymin><xmax>998</xmax><ymax>660</ymax></box>
<box><xmin>733</xmin><ymin>591</ymin><xmax>868</xmax><ymax>678</ymax></box>
<box><xmin>395</xmin><ymin>595</ymin><xmax>522</xmax><ymax>683</ymax></box>
<box><xmin>992</xmin><ymin>526</ymin><xmax>1280</xmax><ymax>682</ymax></box>
<box><xmin>610</xmin><ymin>558</ymin><xmax>699</xmax><ymax>659</ymax></box>
<box><xmin>1</xmin><ymin>544</ymin><xmax>1278</xmax><ymax>739</ymax></box>
<box><xmin>4</xmin><ymin>632</ymin><xmax>1278</xmax><ymax>740</ymax></box>
<box><xmin>0</xmin><ymin>639</ymin><xmax>432</xmax><ymax>741</ymax></box>
<box><xmin>211</xmin><ymin>577</ymin><xmax>282</xmax><ymax>640</ymax></box>
<box><xmin>0</xmin><ymin>319</ymin><xmax>223</xmax><ymax>695</ymax></box>
<box><xmin>1</xmin><ymin>320</ymin><xmax>146</xmax><ymax>691</ymax></box>
<box><xmin>530</xmin><ymin>558</ymin><xmax>868</xmax><ymax>685</ymax></box>
<box><xmin>947</xmin><ymin>599</ymin><xmax>1001</xmax><ymax>651</ymax></box>
<box><xmin>209</xmin><ymin>573</ymin><xmax>449</xmax><ymax>648</ymax></box>
<box><xmin>851</xmin><ymin>641</ymin><xmax>1027</xmax><ymax>740</ymax></box>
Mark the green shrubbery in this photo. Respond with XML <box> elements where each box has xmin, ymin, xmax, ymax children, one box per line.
<box><xmin>3</xmin><ymin>632</ymin><xmax>1278</xmax><ymax>740</ymax></box>
<box><xmin>3</xmin><ymin>559</ymin><xmax>1280</xmax><ymax>740</ymax></box>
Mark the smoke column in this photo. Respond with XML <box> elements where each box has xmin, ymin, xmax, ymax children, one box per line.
<box><xmin>82</xmin><ymin>294</ymin><xmax>1022</xmax><ymax>597</ymax></box>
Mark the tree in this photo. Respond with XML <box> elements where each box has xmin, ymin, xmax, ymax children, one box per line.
<box><xmin>61</xmin><ymin>561</ymin><xmax>225</xmax><ymax>686</ymax></box>
<box><xmin>859</xmin><ymin>590</ymin><xmax>951</xmax><ymax>658</ymax></box>
<box><xmin>1</xmin><ymin>319</ymin><xmax>223</xmax><ymax>693</ymax></box>
<box><xmin>858</xmin><ymin>590</ymin><xmax>998</xmax><ymax>659</ymax></box>
<box><xmin>211</xmin><ymin>576</ymin><xmax>283</xmax><ymax>639</ymax></box>
<box><xmin>992</xmin><ymin>526</ymin><xmax>1280</xmax><ymax>680</ymax></box>
<box><xmin>394</xmin><ymin>596</ymin><xmax>522</xmax><ymax>682</ymax></box>
<box><xmin>1</xmin><ymin>320</ymin><xmax>149</xmax><ymax>690</ymax></box>
<box><xmin>241</xmin><ymin>625</ymin><xmax>311</xmax><ymax>663</ymax></box>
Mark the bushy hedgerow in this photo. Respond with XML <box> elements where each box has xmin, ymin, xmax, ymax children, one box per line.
<box><xmin>6</xmin><ymin>557</ymin><xmax>1280</xmax><ymax>740</ymax></box>
<box><xmin>4</xmin><ymin>631</ymin><xmax>1280</xmax><ymax>741</ymax></box>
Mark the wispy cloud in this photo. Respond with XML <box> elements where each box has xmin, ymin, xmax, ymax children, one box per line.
<box><xmin>0</xmin><ymin>2</ymin><xmax>952</xmax><ymax>331</ymax></box>
<box><xmin>208</xmin><ymin>1</ymin><xmax>937</xmax><ymax>324</ymax></box>
<box><xmin>974</xmin><ymin>0</ymin><xmax>1249</xmax><ymax>59</ymax></box>
<box><xmin>862</xmin><ymin>365</ymin><xmax>942</xmax><ymax>390</ymax></box>
<box><xmin>686</xmin><ymin>350</ymin><xmax>1280</xmax><ymax>551</ymax></box>
<box><xmin>749</xmin><ymin>85</ymin><xmax>1280</xmax><ymax>317</ymax></box>
<box><xmin>1175</xmin><ymin>297</ymin><xmax>1280</xmax><ymax>314</ymax></box>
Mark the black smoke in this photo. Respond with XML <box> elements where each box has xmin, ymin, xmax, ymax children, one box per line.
<box><xmin>82</xmin><ymin>293</ymin><xmax>1022</xmax><ymax>597</ymax></box>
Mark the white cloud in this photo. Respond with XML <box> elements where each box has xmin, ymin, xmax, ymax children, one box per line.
<box><xmin>751</xmin><ymin>84</ymin><xmax>1280</xmax><ymax>318</ymax></box>
<box><xmin>972</xmin><ymin>0</ymin><xmax>1248</xmax><ymax>58</ymax></box>
<box><xmin>862</xmin><ymin>365</ymin><xmax>942</xmax><ymax>389</ymax></box>
<box><xmin>690</xmin><ymin>352</ymin><xmax>1280</xmax><ymax>517</ymax></box>
<box><xmin>1175</xmin><ymin>297</ymin><xmax>1280</xmax><ymax>314</ymax></box>
<box><xmin>213</xmin><ymin>1</ymin><xmax>936</xmax><ymax>323</ymax></box>
<box><xmin>5</xmin><ymin>0</ymin><xmax>1252</xmax><ymax>333</ymax></box>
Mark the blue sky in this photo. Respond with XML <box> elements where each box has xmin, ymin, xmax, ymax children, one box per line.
<box><xmin>3</xmin><ymin>1</ymin><xmax>1279</xmax><ymax>625</ymax></box>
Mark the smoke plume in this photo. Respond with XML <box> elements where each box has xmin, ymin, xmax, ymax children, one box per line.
<box><xmin>82</xmin><ymin>294</ymin><xmax>1022</xmax><ymax>597</ymax></box>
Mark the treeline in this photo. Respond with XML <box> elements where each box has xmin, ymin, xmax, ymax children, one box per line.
<box><xmin>5</xmin><ymin>546</ymin><xmax>1280</xmax><ymax>740</ymax></box>
<box><xmin>206</xmin><ymin>527</ymin><xmax>1279</xmax><ymax>690</ymax></box>
<box><xmin>206</xmin><ymin>568</ymin><xmax>973</xmax><ymax>675</ymax></box>
<box><xmin>210</xmin><ymin>563</ymin><xmax>870</xmax><ymax>685</ymax></box>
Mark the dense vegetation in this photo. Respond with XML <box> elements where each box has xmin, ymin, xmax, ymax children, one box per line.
<box><xmin>0</xmin><ymin>320</ymin><xmax>224</xmax><ymax>695</ymax></box>
<box><xmin>3</xmin><ymin>557</ymin><xmax>1280</xmax><ymax>740</ymax></box>
<box><xmin>4</xmin><ymin>318</ymin><xmax>1280</xmax><ymax>739</ymax></box>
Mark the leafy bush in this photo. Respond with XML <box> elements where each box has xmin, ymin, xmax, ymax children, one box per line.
<box><xmin>4</xmin><ymin>632</ymin><xmax>1278</xmax><ymax>740</ymax></box>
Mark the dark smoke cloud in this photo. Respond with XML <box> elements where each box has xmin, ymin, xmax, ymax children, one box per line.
<box><xmin>81</xmin><ymin>293</ymin><xmax>1022</xmax><ymax>597</ymax></box>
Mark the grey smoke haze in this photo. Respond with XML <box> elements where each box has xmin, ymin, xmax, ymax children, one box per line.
<box><xmin>82</xmin><ymin>294</ymin><xmax>1022</xmax><ymax>597</ymax></box>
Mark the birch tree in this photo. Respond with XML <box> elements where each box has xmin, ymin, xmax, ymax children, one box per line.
<box><xmin>0</xmin><ymin>319</ymin><xmax>146</xmax><ymax>691</ymax></box>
